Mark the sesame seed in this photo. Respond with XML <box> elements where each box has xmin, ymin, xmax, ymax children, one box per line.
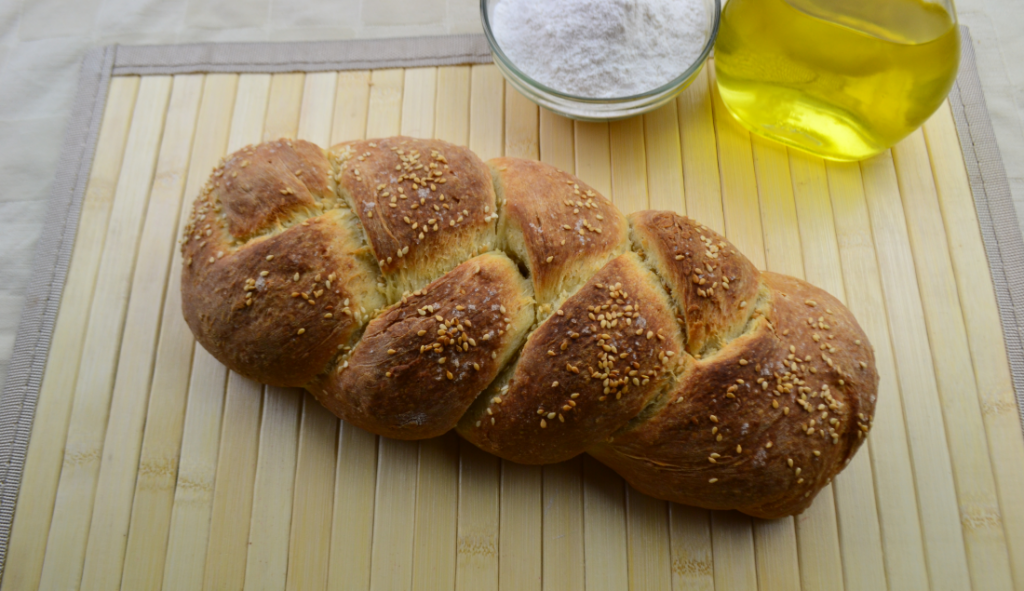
<box><xmin>709</xmin><ymin>478</ymin><xmax>718</xmax><ymax>484</ymax></box>
<box><xmin>266</xmin><ymin>255</ymin><xmax>274</xmax><ymax>261</ymax></box>
<box><xmin>297</xmin><ymin>328</ymin><xmax>306</xmax><ymax>335</ymax></box>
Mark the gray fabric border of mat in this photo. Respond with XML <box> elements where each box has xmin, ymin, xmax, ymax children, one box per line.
<box><xmin>0</xmin><ymin>26</ymin><xmax>1020</xmax><ymax>576</ymax></box>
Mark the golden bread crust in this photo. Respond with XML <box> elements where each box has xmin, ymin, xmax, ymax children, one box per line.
<box><xmin>309</xmin><ymin>252</ymin><xmax>534</xmax><ymax>439</ymax></box>
<box><xmin>331</xmin><ymin>137</ymin><xmax>498</xmax><ymax>300</ymax></box>
<box><xmin>590</xmin><ymin>272</ymin><xmax>877</xmax><ymax>518</ymax></box>
<box><xmin>490</xmin><ymin>157</ymin><xmax>628</xmax><ymax>315</ymax></box>
<box><xmin>208</xmin><ymin>139</ymin><xmax>335</xmax><ymax>241</ymax></box>
<box><xmin>458</xmin><ymin>253</ymin><xmax>686</xmax><ymax>464</ymax></box>
<box><xmin>182</xmin><ymin>209</ymin><xmax>384</xmax><ymax>387</ymax></box>
<box><xmin>629</xmin><ymin>211</ymin><xmax>760</xmax><ymax>356</ymax></box>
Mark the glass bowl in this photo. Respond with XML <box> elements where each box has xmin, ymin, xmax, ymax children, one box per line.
<box><xmin>480</xmin><ymin>0</ymin><xmax>721</xmax><ymax>121</ymax></box>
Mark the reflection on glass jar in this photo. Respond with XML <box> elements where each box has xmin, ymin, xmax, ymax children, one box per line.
<box><xmin>714</xmin><ymin>0</ymin><xmax>960</xmax><ymax>161</ymax></box>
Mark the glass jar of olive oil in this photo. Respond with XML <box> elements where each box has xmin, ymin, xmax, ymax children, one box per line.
<box><xmin>713</xmin><ymin>0</ymin><xmax>960</xmax><ymax>161</ymax></box>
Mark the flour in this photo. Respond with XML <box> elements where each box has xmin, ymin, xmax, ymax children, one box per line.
<box><xmin>492</xmin><ymin>0</ymin><xmax>708</xmax><ymax>98</ymax></box>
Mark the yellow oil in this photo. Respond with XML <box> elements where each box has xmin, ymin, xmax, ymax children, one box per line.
<box><xmin>714</xmin><ymin>0</ymin><xmax>960</xmax><ymax>161</ymax></box>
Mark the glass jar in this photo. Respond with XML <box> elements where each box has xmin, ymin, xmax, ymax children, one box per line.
<box><xmin>713</xmin><ymin>0</ymin><xmax>960</xmax><ymax>161</ymax></box>
<box><xmin>480</xmin><ymin>0</ymin><xmax>721</xmax><ymax>121</ymax></box>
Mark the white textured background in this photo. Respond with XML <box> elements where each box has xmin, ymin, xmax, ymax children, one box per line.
<box><xmin>0</xmin><ymin>0</ymin><xmax>1022</xmax><ymax>388</ymax></box>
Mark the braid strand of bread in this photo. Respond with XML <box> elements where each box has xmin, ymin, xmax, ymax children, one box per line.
<box><xmin>181</xmin><ymin>136</ymin><xmax>878</xmax><ymax>519</ymax></box>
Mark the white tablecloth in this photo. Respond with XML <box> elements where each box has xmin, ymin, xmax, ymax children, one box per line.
<box><xmin>0</xmin><ymin>0</ymin><xmax>1021</xmax><ymax>386</ymax></box>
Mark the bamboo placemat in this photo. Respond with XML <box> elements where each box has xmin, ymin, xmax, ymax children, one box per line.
<box><xmin>2</xmin><ymin>29</ymin><xmax>1023</xmax><ymax>590</ymax></box>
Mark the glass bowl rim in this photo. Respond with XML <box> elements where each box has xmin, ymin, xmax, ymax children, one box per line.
<box><xmin>479</xmin><ymin>0</ymin><xmax>722</xmax><ymax>104</ymax></box>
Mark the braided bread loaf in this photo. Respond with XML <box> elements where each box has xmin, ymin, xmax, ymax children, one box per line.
<box><xmin>181</xmin><ymin>136</ymin><xmax>877</xmax><ymax>518</ymax></box>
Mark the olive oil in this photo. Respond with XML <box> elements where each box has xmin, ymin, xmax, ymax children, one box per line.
<box><xmin>714</xmin><ymin>0</ymin><xmax>960</xmax><ymax>161</ymax></box>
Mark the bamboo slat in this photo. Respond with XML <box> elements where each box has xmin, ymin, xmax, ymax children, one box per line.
<box><xmin>436</xmin><ymin>66</ymin><xmax>470</xmax><ymax>145</ymax></box>
<box><xmin>626</xmin><ymin>489</ymin><xmax>673</xmax><ymax>590</ymax></box>
<box><xmin>287</xmin><ymin>398</ymin><xmax>339</xmax><ymax>591</ymax></box>
<box><xmin>328</xmin><ymin>422</ymin><xmax>378</xmax><ymax>591</ymax></box>
<box><xmin>788</xmin><ymin>149</ymin><xmax>885</xmax><ymax>591</ymax></box>
<box><xmin>574</xmin><ymin>120</ymin><xmax>630</xmax><ymax>591</ymax></box>
<box><xmin>285</xmin><ymin>72</ymin><xmax>340</xmax><ymax>591</ymax></box>
<box><xmin>244</xmin><ymin>387</ymin><xmax>302</xmax><ymax>591</ymax></box>
<box><xmin>609</xmin><ymin>116</ymin><xmax>649</xmax><ymax>215</ymax></box>
<box><xmin>202</xmin><ymin>374</ymin><xmax>264</xmax><ymax>591</ymax></box>
<box><xmin>119</xmin><ymin>73</ymin><xmax>237</xmax><ymax>591</ymax></box>
<box><xmin>366</xmin><ymin>67</ymin><xmax>419</xmax><ymax>591</ymax></box>
<box><xmin>325</xmin><ymin>69</ymin><xmax>377</xmax><ymax>591</ymax></box>
<box><xmin>402</xmin><ymin>67</ymin><xmax>437</xmax><ymax>139</ymax></box>
<box><xmin>366</xmin><ymin>69</ymin><xmax>405</xmax><ymax>137</ymax></box>
<box><xmin>456</xmin><ymin>443</ymin><xmax>500</xmax><ymax>591</ymax></box>
<box><xmin>454</xmin><ymin>63</ymin><xmax>503</xmax><ymax>591</ymax></box>
<box><xmin>78</xmin><ymin>73</ymin><xmax>204</xmax><ymax>591</ymax></box>
<box><xmin>827</xmin><ymin>159</ymin><xmax>930</xmax><ymax>590</ymax></box>
<box><xmin>708</xmin><ymin>66</ymin><xmax>778</xmax><ymax>590</ymax></box>
<box><xmin>242</xmin><ymin>72</ymin><xmax>308</xmax><ymax>591</ymax></box>
<box><xmin>677</xmin><ymin>68</ymin><xmax>724</xmax><ymax>231</ymax></box>
<box><xmin>923</xmin><ymin>103</ymin><xmax>1024</xmax><ymax>588</ymax></box>
<box><xmin>573</xmin><ymin>121</ymin><xmax>611</xmax><ymax>196</ymax></box>
<box><xmin>538</xmin><ymin>106</ymin><xmax>586</xmax><ymax>591</ymax></box>
<box><xmin>332</xmin><ymin>71</ymin><xmax>371</xmax><ymax>143</ymax></box>
<box><xmin>607</xmin><ymin>111</ymin><xmax>675</xmax><ymax>590</ymax></box>
<box><xmin>643</xmin><ymin>100</ymin><xmax>684</xmax><ymax>212</ymax></box>
<box><xmin>163</xmin><ymin>73</ymin><xmax>270</xmax><ymax>591</ymax></box>
<box><xmin>36</xmin><ymin>76</ymin><xmax>172</xmax><ymax>591</ymax></box>
<box><xmin>407</xmin><ymin>66</ymin><xmax>463</xmax><ymax>591</ymax></box>
<box><xmin>746</xmin><ymin>135</ymin><xmax>802</xmax><ymax>591</ymax></box>
<box><xmin>505</xmin><ymin>82</ymin><xmax>538</xmax><ymax>160</ymax></box>
<box><xmin>859</xmin><ymin>149</ymin><xmax>973</xmax><ymax>590</ymax></box>
<box><xmin>499</xmin><ymin>81</ymin><xmax>543</xmax><ymax>591</ymax></box>
<box><xmin>2</xmin><ymin>75</ymin><xmax>139</xmax><ymax>591</ymax></box>
<box><xmin>892</xmin><ymin>128</ymin><xmax>1014</xmax><ymax>590</ymax></box>
<box><xmin>710</xmin><ymin>512</ymin><xmax>758</xmax><ymax>589</ymax></box>
<box><xmin>298</xmin><ymin>71</ymin><xmax>338</xmax><ymax>147</ymax></box>
<box><xmin>665</xmin><ymin>75</ymin><xmax>717</xmax><ymax>591</ymax></box>
<box><xmin>469</xmin><ymin>65</ymin><xmax>504</xmax><ymax>160</ymax></box>
<box><xmin>264</xmin><ymin>73</ymin><xmax>305</xmax><ymax>141</ymax></box>
<box><xmin>669</xmin><ymin>506</ymin><xmax>714</xmax><ymax>591</ymax></box>
<box><xmin>581</xmin><ymin>457</ymin><xmax>628</xmax><ymax>591</ymax></box>
<box><xmin>399</xmin><ymin>66</ymin><xmax>460</xmax><ymax>591</ymax></box>
<box><xmin>413</xmin><ymin>434</ymin><xmax>459</xmax><ymax>591</ymax></box>
<box><xmin>161</xmin><ymin>348</ymin><xmax>229</xmax><ymax>590</ymax></box>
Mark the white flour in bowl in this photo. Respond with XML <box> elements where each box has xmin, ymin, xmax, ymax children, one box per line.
<box><xmin>492</xmin><ymin>0</ymin><xmax>708</xmax><ymax>98</ymax></box>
